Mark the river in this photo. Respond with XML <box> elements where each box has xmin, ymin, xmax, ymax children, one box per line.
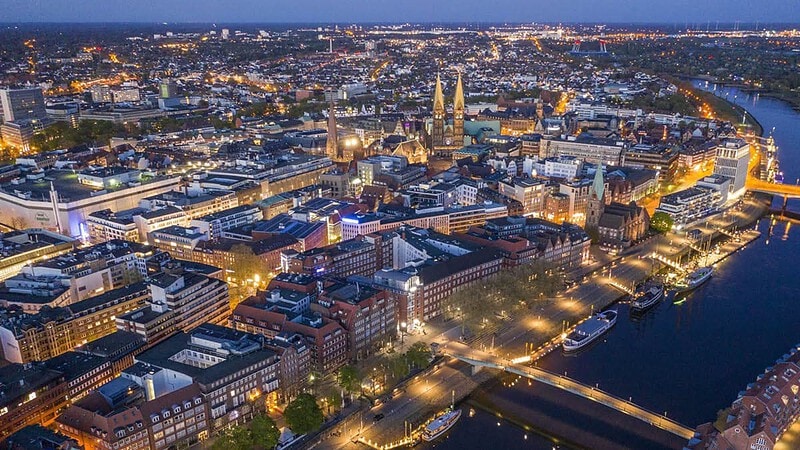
<box><xmin>426</xmin><ymin>82</ymin><xmax>800</xmax><ymax>449</ymax></box>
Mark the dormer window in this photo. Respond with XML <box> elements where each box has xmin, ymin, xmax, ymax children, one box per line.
<box><xmin>151</xmin><ymin>415</ymin><xmax>160</xmax><ymax>423</ymax></box>
<box><xmin>184</xmin><ymin>402</ymin><xmax>191</xmax><ymax>409</ymax></box>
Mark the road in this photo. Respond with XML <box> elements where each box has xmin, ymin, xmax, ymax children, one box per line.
<box><xmin>310</xmin><ymin>195</ymin><xmax>769</xmax><ymax>450</ymax></box>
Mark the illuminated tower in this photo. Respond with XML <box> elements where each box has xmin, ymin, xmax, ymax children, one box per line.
<box><xmin>431</xmin><ymin>73</ymin><xmax>445</xmax><ymax>150</ymax></box>
<box><xmin>453</xmin><ymin>72</ymin><xmax>465</xmax><ymax>142</ymax></box>
<box><xmin>586</xmin><ymin>163</ymin><xmax>605</xmax><ymax>231</ymax></box>
<box><xmin>326</xmin><ymin>94</ymin><xmax>340</xmax><ymax>161</ymax></box>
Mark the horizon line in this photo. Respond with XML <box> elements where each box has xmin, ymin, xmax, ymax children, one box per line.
<box><xmin>2</xmin><ymin>20</ymin><xmax>800</xmax><ymax>26</ymax></box>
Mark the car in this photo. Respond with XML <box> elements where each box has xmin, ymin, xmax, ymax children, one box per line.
<box><xmin>373</xmin><ymin>413</ymin><xmax>385</xmax><ymax>422</ymax></box>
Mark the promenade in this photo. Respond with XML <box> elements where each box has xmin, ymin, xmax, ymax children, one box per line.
<box><xmin>309</xmin><ymin>194</ymin><xmax>770</xmax><ymax>450</ymax></box>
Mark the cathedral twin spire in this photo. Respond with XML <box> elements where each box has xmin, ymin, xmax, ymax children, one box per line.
<box><xmin>431</xmin><ymin>72</ymin><xmax>465</xmax><ymax>151</ymax></box>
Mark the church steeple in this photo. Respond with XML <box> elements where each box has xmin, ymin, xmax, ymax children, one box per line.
<box><xmin>592</xmin><ymin>162</ymin><xmax>605</xmax><ymax>201</ymax></box>
<box><xmin>586</xmin><ymin>163</ymin><xmax>605</xmax><ymax>230</ymax></box>
<box><xmin>433</xmin><ymin>72</ymin><xmax>445</xmax><ymax>114</ymax></box>
<box><xmin>326</xmin><ymin>93</ymin><xmax>339</xmax><ymax>161</ymax></box>
<box><xmin>453</xmin><ymin>71</ymin><xmax>464</xmax><ymax>141</ymax></box>
<box><xmin>431</xmin><ymin>73</ymin><xmax>445</xmax><ymax>150</ymax></box>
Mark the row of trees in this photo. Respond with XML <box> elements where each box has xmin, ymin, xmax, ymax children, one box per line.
<box><xmin>212</xmin><ymin>414</ymin><xmax>280</xmax><ymax>450</ymax></box>
<box><xmin>334</xmin><ymin>342</ymin><xmax>432</xmax><ymax>397</ymax></box>
<box><xmin>443</xmin><ymin>262</ymin><xmax>563</xmax><ymax>335</ymax></box>
<box><xmin>211</xmin><ymin>393</ymin><xmax>325</xmax><ymax>450</ymax></box>
<box><xmin>29</xmin><ymin>120</ymin><xmax>133</xmax><ymax>152</ymax></box>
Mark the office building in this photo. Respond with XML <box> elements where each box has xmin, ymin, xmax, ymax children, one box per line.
<box><xmin>124</xmin><ymin>323</ymin><xmax>280</xmax><ymax>430</ymax></box>
<box><xmin>0</xmin><ymin>87</ymin><xmax>46</xmax><ymax>123</ymax></box>
<box><xmin>116</xmin><ymin>270</ymin><xmax>230</xmax><ymax>345</ymax></box>
<box><xmin>713</xmin><ymin>138</ymin><xmax>750</xmax><ymax>198</ymax></box>
<box><xmin>0</xmin><ymin>282</ymin><xmax>149</xmax><ymax>363</ymax></box>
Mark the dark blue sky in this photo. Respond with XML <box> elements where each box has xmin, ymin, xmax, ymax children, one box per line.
<box><xmin>2</xmin><ymin>0</ymin><xmax>798</xmax><ymax>24</ymax></box>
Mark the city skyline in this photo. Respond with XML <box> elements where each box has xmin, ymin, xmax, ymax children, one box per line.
<box><xmin>2</xmin><ymin>0</ymin><xmax>799</xmax><ymax>24</ymax></box>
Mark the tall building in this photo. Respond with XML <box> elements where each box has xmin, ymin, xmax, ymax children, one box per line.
<box><xmin>0</xmin><ymin>87</ymin><xmax>46</xmax><ymax>123</ymax></box>
<box><xmin>585</xmin><ymin>164</ymin><xmax>605</xmax><ymax>231</ymax></box>
<box><xmin>326</xmin><ymin>94</ymin><xmax>340</xmax><ymax>161</ymax></box>
<box><xmin>431</xmin><ymin>73</ymin><xmax>445</xmax><ymax>151</ymax></box>
<box><xmin>453</xmin><ymin>72</ymin><xmax>465</xmax><ymax>140</ymax></box>
<box><xmin>430</xmin><ymin>73</ymin><xmax>466</xmax><ymax>155</ymax></box>
<box><xmin>713</xmin><ymin>138</ymin><xmax>750</xmax><ymax>199</ymax></box>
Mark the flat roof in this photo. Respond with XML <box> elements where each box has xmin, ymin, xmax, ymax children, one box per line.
<box><xmin>0</xmin><ymin>169</ymin><xmax>177</xmax><ymax>203</ymax></box>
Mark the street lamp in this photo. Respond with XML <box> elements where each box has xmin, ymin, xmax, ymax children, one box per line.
<box><xmin>400</xmin><ymin>321</ymin><xmax>407</xmax><ymax>346</ymax></box>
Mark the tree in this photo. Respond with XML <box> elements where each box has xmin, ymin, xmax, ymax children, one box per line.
<box><xmin>405</xmin><ymin>342</ymin><xmax>431</xmax><ymax>369</ymax></box>
<box><xmin>650</xmin><ymin>211</ymin><xmax>674</xmax><ymax>234</ymax></box>
<box><xmin>212</xmin><ymin>426</ymin><xmax>254</xmax><ymax>450</ymax></box>
<box><xmin>284</xmin><ymin>393</ymin><xmax>323</xmax><ymax>435</ymax></box>
<box><xmin>337</xmin><ymin>365</ymin><xmax>361</xmax><ymax>393</ymax></box>
<box><xmin>387</xmin><ymin>353</ymin><xmax>410</xmax><ymax>380</ymax></box>
<box><xmin>250</xmin><ymin>414</ymin><xmax>280</xmax><ymax>449</ymax></box>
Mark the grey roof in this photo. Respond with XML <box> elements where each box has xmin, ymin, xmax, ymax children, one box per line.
<box><xmin>134</xmin><ymin>325</ymin><xmax>276</xmax><ymax>386</ymax></box>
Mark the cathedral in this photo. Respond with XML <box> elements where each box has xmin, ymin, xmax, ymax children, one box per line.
<box><xmin>429</xmin><ymin>72</ymin><xmax>466</xmax><ymax>156</ymax></box>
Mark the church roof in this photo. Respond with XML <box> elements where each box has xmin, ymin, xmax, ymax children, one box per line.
<box><xmin>433</xmin><ymin>73</ymin><xmax>445</xmax><ymax>113</ymax></box>
<box><xmin>592</xmin><ymin>163</ymin><xmax>605</xmax><ymax>200</ymax></box>
<box><xmin>454</xmin><ymin>72</ymin><xmax>464</xmax><ymax>111</ymax></box>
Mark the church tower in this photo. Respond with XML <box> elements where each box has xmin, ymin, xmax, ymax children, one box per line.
<box><xmin>453</xmin><ymin>72</ymin><xmax>465</xmax><ymax>143</ymax></box>
<box><xmin>432</xmin><ymin>73</ymin><xmax>445</xmax><ymax>150</ymax></box>
<box><xmin>586</xmin><ymin>163</ymin><xmax>605</xmax><ymax>230</ymax></box>
<box><xmin>326</xmin><ymin>93</ymin><xmax>340</xmax><ymax>161</ymax></box>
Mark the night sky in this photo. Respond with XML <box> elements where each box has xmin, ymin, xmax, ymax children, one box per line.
<box><xmin>2</xmin><ymin>0</ymin><xmax>798</xmax><ymax>24</ymax></box>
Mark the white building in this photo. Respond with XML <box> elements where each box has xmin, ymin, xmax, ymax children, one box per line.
<box><xmin>713</xmin><ymin>138</ymin><xmax>750</xmax><ymax>198</ymax></box>
<box><xmin>655</xmin><ymin>186</ymin><xmax>722</xmax><ymax>228</ymax></box>
<box><xmin>0</xmin><ymin>170</ymin><xmax>182</xmax><ymax>239</ymax></box>
<box><xmin>534</xmin><ymin>156</ymin><xmax>583</xmax><ymax>179</ymax></box>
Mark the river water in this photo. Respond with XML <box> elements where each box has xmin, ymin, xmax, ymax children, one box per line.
<box><xmin>427</xmin><ymin>82</ymin><xmax>800</xmax><ymax>449</ymax></box>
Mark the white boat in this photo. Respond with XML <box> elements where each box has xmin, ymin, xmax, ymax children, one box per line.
<box><xmin>631</xmin><ymin>284</ymin><xmax>664</xmax><ymax>312</ymax></box>
<box><xmin>675</xmin><ymin>266</ymin><xmax>713</xmax><ymax>292</ymax></box>
<box><xmin>422</xmin><ymin>408</ymin><xmax>462</xmax><ymax>442</ymax></box>
<box><xmin>563</xmin><ymin>310</ymin><xmax>618</xmax><ymax>352</ymax></box>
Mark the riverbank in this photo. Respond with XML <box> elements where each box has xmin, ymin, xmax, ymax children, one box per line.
<box><xmin>671</xmin><ymin>75</ymin><xmax>765</xmax><ymax>136</ymax></box>
<box><xmin>679</xmin><ymin>74</ymin><xmax>800</xmax><ymax>113</ymax></box>
<box><xmin>311</xmin><ymin>192</ymin><xmax>771</xmax><ymax>450</ymax></box>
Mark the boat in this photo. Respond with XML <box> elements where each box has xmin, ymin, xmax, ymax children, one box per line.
<box><xmin>563</xmin><ymin>310</ymin><xmax>618</xmax><ymax>352</ymax></box>
<box><xmin>631</xmin><ymin>284</ymin><xmax>664</xmax><ymax>312</ymax></box>
<box><xmin>674</xmin><ymin>266</ymin><xmax>713</xmax><ymax>292</ymax></box>
<box><xmin>422</xmin><ymin>408</ymin><xmax>462</xmax><ymax>442</ymax></box>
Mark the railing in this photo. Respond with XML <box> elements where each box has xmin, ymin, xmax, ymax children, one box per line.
<box><xmin>443</xmin><ymin>344</ymin><xmax>695</xmax><ymax>440</ymax></box>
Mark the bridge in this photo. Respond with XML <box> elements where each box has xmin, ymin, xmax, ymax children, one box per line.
<box><xmin>746</xmin><ymin>177</ymin><xmax>800</xmax><ymax>198</ymax></box>
<box><xmin>745</xmin><ymin>140</ymin><xmax>800</xmax><ymax>198</ymax></box>
<box><xmin>440</xmin><ymin>341</ymin><xmax>695</xmax><ymax>440</ymax></box>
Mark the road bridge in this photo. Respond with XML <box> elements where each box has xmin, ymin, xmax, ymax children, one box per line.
<box><xmin>440</xmin><ymin>341</ymin><xmax>695</xmax><ymax>440</ymax></box>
